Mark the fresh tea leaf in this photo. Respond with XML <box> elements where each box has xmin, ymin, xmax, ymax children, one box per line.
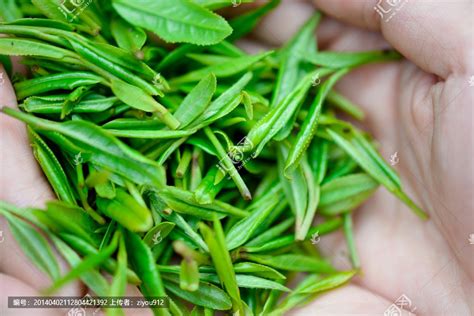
<box><xmin>111</xmin><ymin>16</ymin><xmax>147</xmax><ymax>53</ymax></box>
<box><xmin>96</xmin><ymin>189</ymin><xmax>153</xmax><ymax>232</ymax></box>
<box><xmin>29</xmin><ymin>128</ymin><xmax>77</xmax><ymax>205</ymax></box>
<box><xmin>170</xmin><ymin>51</ymin><xmax>271</xmax><ymax>84</ymax></box>
<box><xmin>305</xmin><ymin>50</ymin><xmax>401</xmax><ymax>69</ymax></box>
<box><xmin>0</xmin><ymin>38</ymin><xmax>76</xmax><ymax>60</ymax></box>
<box><xmin>2</xmin><ymin>108</ymin><xmax>167</xmax><ymax>189</ymax></box>
<box><xmin>319</xmin><ymin>173</ymin><xmax>379</xmax><ymax>215</ymax></box>
<box><xmin>142</xmin><ymin>222</ymin><xmax>176</xmax><ymax>247</ymax></box>
<box><xmin>112</xmin><ymin>0</ymin><xmax>232</xmax><ymax>45</ymax></box>
<box><xmin>180</xmin><ymin>259</ymin><xmax>199</xmax><ymax>291</ymax></box>
<box><xmin>111</xmin><ymin>79</ymin><xmax>180</xmax><ymax>129</ymax></box>
<box><xmin>163</xmin><ymin>274</ymin><xmax>232</xmax><ymax>310</ymax></box>
<box><xmin>0</xmin><ymin>210</ymin><xmax>60</xmax><ymax>281</ymax></box>
<box><xmin>174</xmin><ymin>73</ymin><xmax>216</xmax><ymax>128</ymax></box>
<box><xmin>245</xmin><ymin>254</ymin><xmax>336</xmax><ymax>273</ymax></box>
<box><xmin>200</xmin><ymin>219</ymin><xmax>243</xmax><ymax>313</ymax></box>
<box><xmin>52</xmin><ymin>236</ymin><xmax>109</xmax><ymax>296</ymax></box>
<box><xmin>124</xmin><ymin>230</ymin><xmax>169</xmax><ymax>316</ymax></box>
<box><xmin>285</xmin><ymin>68</ymin><xmax>349</xmax><ymax>172</ymax></box>
<box><xmin>47</xmin><ymin>231</ymin><xmax>120</xmax><ymax>294</ymax></box>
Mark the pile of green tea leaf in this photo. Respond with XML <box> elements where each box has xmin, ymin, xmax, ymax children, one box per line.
<box><xmin>0</xmin><ymin>1</ymin><xmax>427</xmax><ymax>315</ymax></box>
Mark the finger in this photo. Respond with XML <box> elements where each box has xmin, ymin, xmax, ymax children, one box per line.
<box><xmin>317</xmin><ymin>17</ymin><xmax>357</xmax><ymax>49</ymax></box>
<box><xmin>0</xmin><ymin>64</ymin><xmax>54</xmax><ymax>208</ymax></box>
<box><xmin>291</xmin><ymin>284</ymin><xmax>402</xmax><ymax>315</ymax></box>
<box><xmin>0</xmin><ymin>216</ymin><xmax>84</xmax><ymax>297</ymax></box>
<box><xmin>249</xmin><ymin>0</ymin><xmax>389</xmax><ymax>50</ymax></box>
<box><xmin>123</xmin><ymin>285</ymin><xmax>154</xmax><ymax>316</ymax></box>
<box><xmin>0</xmin><ymin>273</ymin><xmax>63</xmax><ymax>316</ymax></box>
<box><xmin>251</xmin><ymin>0</ymin><xmax>315</xmax><ymax>46</ymax></box>
<box><xmin>312</xmin><ymin>0</ymin><xmax>473</xmax><ymax>78</ymax></box>
<box><xmin>0</xmin><ymin>62</ymin><xmax>52</xmax><ymax>285</ymax></box>
<box><xmin>235</xmin><ymin>38</ymin><xmax>270</xmax><ymax>54</ymax></box>
<box><xmin>316</xmin><ymin>21</ymin><xmax>402</xmax><ymax>144</ymax></box>
<box><xmin>0</xmin><ymin>63</ymin><xmax>82</xmax><ymax>296</ymax></box>
<box><xmin>323</xmin><ymin>12</ymin><xmax>474</xmax><ymax>280</ymax></box>
<box><xmin>317</xmin><ymin>172</ymin><xmax>473</xmax><ymax>315</ymax></box>
<box><xmin>318</xmin><ymin>27</ymin><xmax>472</xmax><ymax>312</ymax></box>
<box><xmin>247</xmin><ymin>1</ymin><xmax>406</xmax><ymax>151</ymax></box>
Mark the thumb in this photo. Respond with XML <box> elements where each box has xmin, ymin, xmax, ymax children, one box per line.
<box><xmin>312</xmin><ymin>0</ymin><xmax>473</xmax><ymax>79</ymax></box>
<box><xmin>0</xmin><ymin>63</ymin><xmax>53</xmax><ymax>207</ymax></box>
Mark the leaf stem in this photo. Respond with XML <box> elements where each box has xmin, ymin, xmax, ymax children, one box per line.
<box><xmin>204</xmin><ymin>127</ymin><xmax>252</xmax><ymax>200</ymax></box>
<box><xmin>343</xmin><ymin>212</ymin><xmax>360</xmax><ymax>269</ymax></box>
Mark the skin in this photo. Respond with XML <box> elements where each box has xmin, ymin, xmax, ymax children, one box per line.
<box><xmin>1</xmin><ymin>0</ymin><xmax>472</xmax><ymax>315</ymax></box>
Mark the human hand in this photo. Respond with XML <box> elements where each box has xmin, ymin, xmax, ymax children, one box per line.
<box><xmin>1</xmin><ymin>1</ymin><xmax>473</xmax><ymax>315</ymax></box>
<box><xmin>238</xmin><ymin>0</ymin><xmax>472</xmax><ymax>314</ymax></box>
